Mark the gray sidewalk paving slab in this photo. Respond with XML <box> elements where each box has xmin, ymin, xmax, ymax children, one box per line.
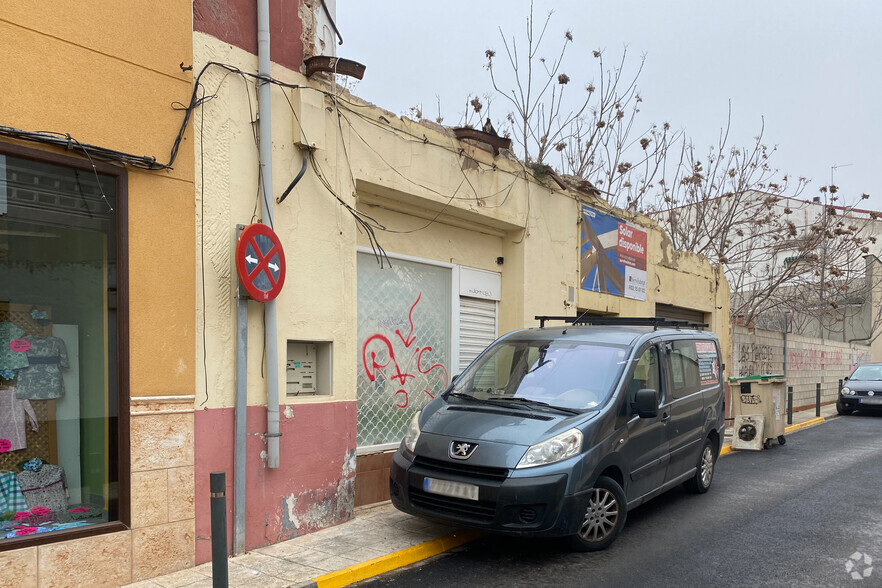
<box><xmin>128</xmin><ymin>404</ymin><xmax>837</xmax><ymax>588</ymax></box>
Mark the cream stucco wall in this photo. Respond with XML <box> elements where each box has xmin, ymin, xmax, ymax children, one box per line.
<box><xmin>194</xmin><ymin>30</ymin><xmax>731</xmax><ymax>409</ymax></box>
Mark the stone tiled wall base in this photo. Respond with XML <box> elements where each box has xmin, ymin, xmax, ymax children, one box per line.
<box><xmin>131</xmin><ymin>519</ymin><xmax>195</xmax><ymax>582</ymax></box>
<box><xmin>37</xmin><ymin>531</ymin><xmax>133</xmax><ymax>587</ymax></box>
<box><xmin>129</xmin><ymin>396</ymin><xmax>196</xmax><ymax>582</ymax></box>
<box><xmin>0</xmin><ymin>547</ymin><xmax>37</xmax><ymax>588</ymax></box>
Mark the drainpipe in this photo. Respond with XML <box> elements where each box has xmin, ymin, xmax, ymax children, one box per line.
<box><xmin>257</xmin><ymin>0</ymin><xmax>281</xmax><ymax>469</ymax></box>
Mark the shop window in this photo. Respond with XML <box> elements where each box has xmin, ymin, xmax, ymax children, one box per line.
<box><xmin>356</xmin><ymin>252</ymin><xmax>451</xmax><ymax>448</ymax></box>
<box><xmin>0</xmin><ymin>147</ymin><xmax>125</xmax><ymax>546</ymax></box>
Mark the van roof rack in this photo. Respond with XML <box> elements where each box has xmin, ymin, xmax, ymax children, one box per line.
<box><xmin>534</xmin><ymin>315</ymin><xmax>708</xmax><ymax>330</ymax></box>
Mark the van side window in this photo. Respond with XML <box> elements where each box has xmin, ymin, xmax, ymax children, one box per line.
<box><xmin>628</xmin><ymin>346</ymin><xmax>661</xmax><ymax>404</ymax></box>
<box><xmin>668</xmin><ymin>340</ymin><xmax>701</xmax><ymax>398</ymax></box>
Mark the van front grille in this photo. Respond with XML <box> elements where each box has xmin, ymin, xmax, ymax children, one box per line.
<box><xmin>413</xmin><ymin>456</ymin><xmax>509</xmax><ymax>481</ymax></box>
<box><xmin>409</xmin><ymin>488</ymin><xmax>496</xmax><ymax>522</ymax></box>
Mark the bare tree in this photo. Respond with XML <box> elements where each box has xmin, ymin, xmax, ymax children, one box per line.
<box><xmin>646</xmin><ymin>112</ymin><xmax>881</xmax><ymax>336</ymax></box>
<box><xmin>483</xmin><ymin>3</ymin><xmax>676</xmax><ymax>210</ymax></box>
<box><xmin>477</xmin><ymin>3</ymin><xmax>882</xmax><ymax>340</ymax></box>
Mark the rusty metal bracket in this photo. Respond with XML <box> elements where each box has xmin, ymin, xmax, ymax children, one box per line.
<box><xmin>304</xmin><ymin>56</ymin><xmax>366</xmax><ymax>80</ymax></box>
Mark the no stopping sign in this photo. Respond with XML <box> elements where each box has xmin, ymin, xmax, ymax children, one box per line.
<box><xmin>235</xmin><ymin>223</ymin><xmax>286</xmax><ymax>301</ymax></box>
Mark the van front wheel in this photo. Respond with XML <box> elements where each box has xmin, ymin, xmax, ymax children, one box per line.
<box><xmin>568</xmin><ymin>476</ymin><xmax>627</xmax><ymax>552</ymax></box>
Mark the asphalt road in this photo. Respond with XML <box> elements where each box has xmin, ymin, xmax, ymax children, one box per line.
<box><xmin>360</xmin><ymin>413</ymin><xmax>882</xmax><ymax>587</ymax></box>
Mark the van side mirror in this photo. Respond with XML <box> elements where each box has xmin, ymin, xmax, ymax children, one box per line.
<box><xmin>632</xmin><ymin>388</ymin><xmax>660</xmax><ymax>418</ymax></box>
<box><xmin>844</xmin><ymin>376</ymin><xmax>849</xmax><ymax>382</ymax></box>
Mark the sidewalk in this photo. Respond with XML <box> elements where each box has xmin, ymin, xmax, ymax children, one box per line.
<box><xmin>127</xmin><ymin>403</ymin><xmax>838</xmax><ymax>588</ymax></box>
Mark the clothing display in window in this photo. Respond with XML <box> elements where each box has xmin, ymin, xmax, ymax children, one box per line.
<box><xmin>0</xmin><ymin>387</ymin><xmax>38</xmax><ymax>452</ymax></box>
<box><xmin>15</xmin><ymin>336</ymin><xmax>69</xmax><ymax>400</ymax></box>
<box><xmin>0</xmin><ymin>321</ymin><xmax>30</xmax><ymax>372</ymax></box>
<box><xmin>0</xmin><ymin>472</ymin><xmax>28</xmax><ymax>513</ymax></box>
<box><xmin>16</xmin><ymin>464</ymin><xmax>67</xmax><ymax>513</ymax></box>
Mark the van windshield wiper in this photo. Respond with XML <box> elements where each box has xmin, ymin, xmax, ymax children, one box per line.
<box><xmin>446</xmin><ymin>391</ymin><xmax>507</xmax><ymax>406</ymax></box>
<box><xmin>496</xmin><ymin>397</ymin><xmax>582</xmax><ymax>415</ymax></box>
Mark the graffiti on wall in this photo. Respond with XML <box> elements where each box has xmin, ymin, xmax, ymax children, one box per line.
<box><xmin>361</xmin><ymin>293</ymin><xmax>449</xmax><ymax>409</ymax></box>
<box><xmin>738</xmin><ymin>343</ymin><xmax>776</xmax><ymax>376</ymax></box>
<box><xmin>788</xmin><ymin>348</ymin><xmax>844</xmax><ymax>372</ymax></box>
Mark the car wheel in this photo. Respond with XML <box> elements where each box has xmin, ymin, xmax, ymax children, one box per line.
<box><xmin>568</xmin><ymin>476</ymin><xmax>627</xmax><ymax>552</ymax></box>
<box><xmin>685</xmin><ymin>437</ymin><xmax>716</xmax><ymax>494</ymax></box>
<box><xmin>836</xmin><ymin>400</ymin><xmax>853</xmax><ymax>416</ymax></box>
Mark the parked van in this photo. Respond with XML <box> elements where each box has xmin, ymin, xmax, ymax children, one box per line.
<box><xmin>389</xmin><ymin>316</ymin><xmax>725</xmax><ymax>551</ymax></box>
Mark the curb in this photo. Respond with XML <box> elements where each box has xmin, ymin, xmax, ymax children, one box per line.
<box><xmin>308</xmin><ymin>529</ymin><xmax>484</xmax><ymax>588</ymax></box>
<box><xmin>322</xmin><ymin>415</ymin><xmax>830</xmax><ymax>586</ymax></box>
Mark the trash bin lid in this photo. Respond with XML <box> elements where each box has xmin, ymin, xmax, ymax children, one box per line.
<box><xmin>726</xmin><ymin>374</ymin><xmax>785</xmax><ymax>382</ymax></box>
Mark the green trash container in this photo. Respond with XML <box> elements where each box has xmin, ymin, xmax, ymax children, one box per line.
<box><xmin>727</xmin><ymin>374</ymin><xmax>787</xmax><ymax>450</ymax></box>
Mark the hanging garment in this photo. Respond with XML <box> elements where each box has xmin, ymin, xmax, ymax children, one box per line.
<box><xmin>0</xmin><ymin>387</ymin><xmax>38</xmax><ymax>452</ymax></box>
<box><xmin>0</xmin><ymin>322</ymin><xmax>30</xmax><ymax>372</ymax></box>
<box><xmin>17</xmin><ymin>464</ymin><xmax>67</xmax><ymax>513</ymax></box>
<box><xmin>15</xmin><ymin>336</ymin><xmax>69</xmax><ymax>400</ymax></box>
<box><xmin>0</xmin><ymin>471</ymin><xmax>28</xmax><ymax>513</ymax></box>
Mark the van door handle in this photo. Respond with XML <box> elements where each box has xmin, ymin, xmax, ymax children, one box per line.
<box><xmin>660</xmin><ymin>412</ymin><xmax>671</xmax><ymax>422</ymax></box>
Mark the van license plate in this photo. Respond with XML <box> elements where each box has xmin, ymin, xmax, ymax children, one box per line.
<box><xmin>423</xmin><ymin>477</ymin><xmax>479</xmax><ymax>501</ymax></box>
<box><xmin>860</xmin><ymin>397</ymin><xmax>882</xmax><ymax>405</ymax></box>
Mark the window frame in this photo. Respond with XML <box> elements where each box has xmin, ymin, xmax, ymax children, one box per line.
<box><xmin>0</xmin><ymin>141</ymin><xmax>130</xmax><ymax>550</ymax></box>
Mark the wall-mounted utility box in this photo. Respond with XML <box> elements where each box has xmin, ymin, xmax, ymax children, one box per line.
<box><xmin>286</xmin><ymin>340</ymin><xmax>332</xmax><ymax>398</ymax></box>
<box><xmin>290</xmin><ymin>87</ymin><xmax>326</xmax><ymax>151</ymax></box>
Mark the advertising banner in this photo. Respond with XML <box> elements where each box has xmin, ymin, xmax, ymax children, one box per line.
<box><xmin>580</xmin><ymin>205</ymin><xmax>647</xmax><ymax>300</ymax></box>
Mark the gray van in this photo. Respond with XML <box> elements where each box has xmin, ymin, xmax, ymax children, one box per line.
<box><xmin>389</xmin><ymin>316</ymin><xmax>725</xmax><ymax>551</ymax></box>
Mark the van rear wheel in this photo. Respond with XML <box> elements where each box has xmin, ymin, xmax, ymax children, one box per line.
<box><xmin>568</xmin><ymin>476</ymin><xmax>627</xmax><ymax>552</ymax></box>
<box><xmin>685</xmin><ymin>438</ymin><xmax>716</xmax><ymax>494</ymax></box>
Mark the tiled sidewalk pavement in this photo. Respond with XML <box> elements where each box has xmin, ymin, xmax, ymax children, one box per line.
<box><xmin>129</xmin><ymin>403</ymin><xmax>837</xmax><ymax>588</ymax></box>
<box><xmin>124</xmin><ymin>503</ymin><xmax>469</xmax><ymax>588</ymax></box>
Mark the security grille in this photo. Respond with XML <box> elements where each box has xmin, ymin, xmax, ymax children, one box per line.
<box><xmin>357</xmin><ymin>253</ymin><xmax>451</xmax><ymax>447</ymax></box>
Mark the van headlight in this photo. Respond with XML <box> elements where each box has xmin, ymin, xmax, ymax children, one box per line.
<box><xmin>516</xmin><ymin>428</ymin><xmax>583</xmax><ymax>469</ymax></box>
<box><xmin>404</xmin><ymin>412</ymin><xmax>421</xmax><ymax>453</ymax></box>
<box><xmin>842</xmin><ymin>387</ymin><xmax>852</xmax><ymax>396</ymax></box>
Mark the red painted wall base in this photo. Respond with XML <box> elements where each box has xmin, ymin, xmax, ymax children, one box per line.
<box><xmin>194</xmin><ymin>401</ymin><xmax>357</xmax><ymax>564</ymax></box>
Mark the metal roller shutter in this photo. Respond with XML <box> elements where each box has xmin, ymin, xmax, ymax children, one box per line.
<box><xmin>655</xmin><ymin>303</ymin><xmax>706</xmax><ymax>325</ymax></box>
<box><xmin>459</xmin><ymin>297</ymin><xmax>497</xmax><ymax>371</ymax></box>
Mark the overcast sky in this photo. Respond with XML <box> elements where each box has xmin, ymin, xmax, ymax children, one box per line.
<box><xmin>336</xmin><ymin>0</ymin><xmax>881</xmax><ymax>211</ymax></box>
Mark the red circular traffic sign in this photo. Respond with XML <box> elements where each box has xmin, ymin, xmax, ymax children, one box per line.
<box><xmin>235</xmin><ymin>223</ymin><xmax>286</xmax><ymax>301</ymax></box>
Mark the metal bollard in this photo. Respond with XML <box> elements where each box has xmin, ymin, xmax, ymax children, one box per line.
<box><xmin>816</xmin><ymin>383</ymin><xmax>821</xmax><ymax>418</ymax></box>
<box><xmin>210</xmin><ymin>472</ymin><xmax>229</xmax><ymax>588</ymax></box>
<box><xmin>839</xmin><ymin>379</ymin><xmax>843</xmax><ymax>393</ymax></box>
<box><xmin>787</xmin><ymin>386</ymin><xmax>793</xmax><ymax>425</ymax></box>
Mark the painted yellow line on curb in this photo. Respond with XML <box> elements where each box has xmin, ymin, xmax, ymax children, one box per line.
<box><xmin>784</xmin><ymin>416</ymin><xmax>825</xmax><ymax>433</ymax></box>
<box><xmin>721</xmin><ymin>416</ymin><xmax>828</xmax><ymax>456</ymax></box>
<box><xmin>313</xmin><ymin>529</ymin><xmax>484</xmax><ymax>588</ymax></box>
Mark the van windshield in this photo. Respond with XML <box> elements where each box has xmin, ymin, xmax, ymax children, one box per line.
<box><xmin>451</xmin><ymin>338</ymin><xmax>630</xmax><ymax>411</ymax></box>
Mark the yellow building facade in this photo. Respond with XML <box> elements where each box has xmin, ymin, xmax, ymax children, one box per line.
<box><xmin>0</xmin><ymin>2</ymin><xmax>196</xmax><ymax>584</ymax></box>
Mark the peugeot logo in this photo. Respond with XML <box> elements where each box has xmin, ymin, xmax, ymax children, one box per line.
<box><xmin>449</xmin><ymin>441</ymin><xmax>478</xmax><ymax>460</ymax></box>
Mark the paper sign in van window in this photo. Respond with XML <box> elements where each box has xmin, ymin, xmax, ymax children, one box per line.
<box><xmin>696</xmin><ymin>341</ymin><xmax>720</xmax><ymax>384</ymax></box>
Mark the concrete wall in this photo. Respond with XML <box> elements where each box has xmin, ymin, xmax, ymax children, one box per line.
<box><xmin>732</xmin><ymin>325</ymin><xmax>871</xmax><ymax>409</ymax></box>
<box><xmin>0</xmin><ymin>0</ymin><xmax>196</xmax><ymax>584</ymax></box>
